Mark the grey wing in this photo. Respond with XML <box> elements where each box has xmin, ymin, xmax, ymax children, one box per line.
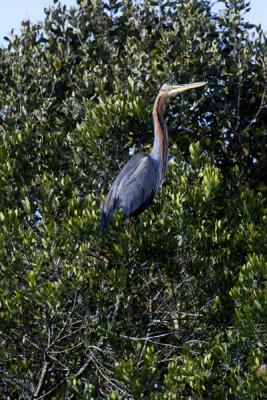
<box><xmin>100</xmin><ymin>153</ymin><xmax>159</xmax><ymax>232</ymax></box>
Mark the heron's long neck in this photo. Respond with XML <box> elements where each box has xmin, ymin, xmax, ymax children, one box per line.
<box><xmin>151</xmin><ymin>94</ymin><xmax>168</xmax><ymax>184</ymax></box>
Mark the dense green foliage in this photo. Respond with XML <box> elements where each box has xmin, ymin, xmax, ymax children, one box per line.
<box><xmin>0</xmin><ymin>0</ymin><xmax>266</xmax><ymax>398</ymax></box>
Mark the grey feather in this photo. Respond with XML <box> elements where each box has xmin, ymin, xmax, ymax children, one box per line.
<box><xmin>100</xmin><ymin>153</ymin><xmax>159</xmax><ymax>233</ymax></box>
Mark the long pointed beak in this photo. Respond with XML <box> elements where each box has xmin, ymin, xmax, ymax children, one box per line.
<box><xmin>167</xmin><ymin>81</ymin><xmax>207</xmax><ymax>95</ymax></box>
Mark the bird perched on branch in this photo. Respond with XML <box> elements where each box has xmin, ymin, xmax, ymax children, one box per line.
<box><xmin>100</xmin><ymin>82</ymin><xmax>207</xmax><ymax>233</ymax></box>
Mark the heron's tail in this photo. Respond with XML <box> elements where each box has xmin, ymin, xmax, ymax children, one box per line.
<box><xmin>100</xmin><ymin>208</ymin><xmax>111</xmax><ymax>235</ymax></box>
<box><xmin>100</xmin><ymin>213</ymin><xmax>107</xmax><ymax>234</ymax></box>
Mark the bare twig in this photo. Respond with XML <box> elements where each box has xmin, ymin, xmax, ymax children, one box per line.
<box><xmin>88</xmin><ymin>351</ymin><xmax>128</xmax><ymax>396</ymax></box>
<box><xmin>35</xmin><ymin>379</ymin><xmax>66</xmax><ymax>400</ymax></box>
<box><xmin>48</xmin><ymin>292</ymin><xmax>77</xmax><ymax>350</ymax></box>
<box><xmin>76</xmin><ymin>356</ymin><xmax>92</xmax><ymax>378</ymax></box>
<box><xmin>49</xmin><ymin>341</ymin><xmax>83</xmax><ymax>354</ymax></box>
<box><xmin>120</xmin><ymin>330</ymin><xmax>180</xmax><ymax>341</ymax></box>
<box><xmin>34</xmin><ymin>360</ymin><xmax>48</xmax><ymax>398</ymax></box>
<box><xmin>243</xmin><ymin>84</ymin><xmax>266</xmax><ymax>133</ymax></box>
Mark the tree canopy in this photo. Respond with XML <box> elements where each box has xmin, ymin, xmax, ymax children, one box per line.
<box><xmin>0</xmin><ymin>0</ymin><xmax>266</xmax><ymax>398</ymax></box>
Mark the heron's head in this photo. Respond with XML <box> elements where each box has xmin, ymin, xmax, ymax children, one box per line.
<box><xmin>159</xmin><ymin>82</ymin><xmax>207</xmax><ymax>97</ymax></box>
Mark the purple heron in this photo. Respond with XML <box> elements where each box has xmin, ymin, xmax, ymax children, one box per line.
<box><xmin>100</xmin><ymin>82</ymin><xmax>207</xmax><ymax>233</ymax></box>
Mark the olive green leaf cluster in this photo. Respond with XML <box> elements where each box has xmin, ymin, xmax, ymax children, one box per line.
<box><xmin>0</xmin><ymin>0</ymin><xmax>266</xmax><ymax>398</ymax></box>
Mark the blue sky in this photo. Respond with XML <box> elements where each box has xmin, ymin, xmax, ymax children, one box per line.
<box><xmin>0</xmin><ymin>0</ymin><xmax>76</xmax><ymax>45</ymax></box>
<box><xmin>0</xmin><ymin>0</ymin><xmax>266</xmax><ymax>47</ymax></box>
